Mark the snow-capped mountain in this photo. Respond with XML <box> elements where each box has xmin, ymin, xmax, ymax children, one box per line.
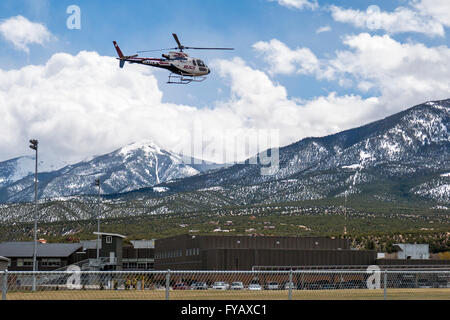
<box><xmin>0</xmin><ymin>140</ymin><xmax>221</xmax><ymax>203</ymax></box>
<box><xmin>0</xmin><ymin>99</ymin><xmax>448</xmax><ymax>224</ymax></box>
<box><xmin>0</xmin><ymin>99</ymin><xmax>448</xmax><ymax>208</ymax></box>
<box><xmin>142</xmin><ymin>99</ymin><xmax>450</xmax><ymax>204</ymax></box>
<box><xmin>0</xmin><ymin>156</ymin><xmax>69</xmax><ymax>189</ymax></box>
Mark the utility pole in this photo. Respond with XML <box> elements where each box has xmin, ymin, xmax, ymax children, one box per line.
<box><xmin>95</xmin><ymin>178</ymin><xmax>101</xmax><ymax>260</ymax></box>
<box><xmin>29</xmin><ymin>139</ymin><xmax>38</xmax><ymax>292</ymax></box>
<box><xmin>344</xmin><ymin>189</ymin><xmax>347</xmax><ymax>236</ymax></box>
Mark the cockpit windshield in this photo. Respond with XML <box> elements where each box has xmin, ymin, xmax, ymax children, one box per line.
<box><xmin>196</xmin><ymin>60</ymin><xmax>205</xmax><ymax>67</ymax></box>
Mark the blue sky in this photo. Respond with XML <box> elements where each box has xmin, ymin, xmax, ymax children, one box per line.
<box><xmin>2</xmin><ymin>0</ymin><xmax>446</xmax><ymax>105</ymax></box>
<box><xmin>0</xmin><ymin>0</ymin><xmax>449</xmax><ymax>164</ymax></box>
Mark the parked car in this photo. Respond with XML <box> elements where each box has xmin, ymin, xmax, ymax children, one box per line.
<box><xmin>399</xmin><ymin>279</ymin><xmax>416</xmax><ymax>288</ymax></box>
<box><xmin>212</xmin><ymin>281</ymin><xmax>229</xmax><ymax>290</ymax></box>
<box><xmin>191</xmin><ymin>282</ymin><xmax>208</xmax><ymax>290</ymax></box>
<box><xmin>417</xmin><ymin>279</ymin><xmax>432</xmax><ymax>289</ymax></box>
<box><xmin>435</xmin><ymin>280</ymin><xmax>448</xmax><ymax>288</ymax></box>
<box><xmin>339</xmin><ymin>281</ymin><xmax>361</xmax><ymax>289</ymax></box>
<box><xmin>230</xmin><ymin>281</ymin><xmax>244</xmax><ymax>290</ymax></box>
<box><xmin>173</xmin><ymin>282</ymin><xmax>189</xmax><ymax>290</ymax></box>
<box><xmin>265</xmin><ymin>281</ymin><xmax>280</xmax><ymax>290</ymax></box>
<box><xmin>305</xmin><ymin>282</ymin><xmax>326</xmax><ymax>290</ymax></box>
<box><xmin>248</xmin><ymin>283</ymin><xmax>262</xmax><ymax>291</ymax></box>
<box><xmin>322</xmin><ymin>283</ymin><xmax>338</xmax><ymax>290</ymax></box>
<box><xmin>283</xmin><ymin>281</ymin><xmax>296</xmax><ymax>290</ymax></box>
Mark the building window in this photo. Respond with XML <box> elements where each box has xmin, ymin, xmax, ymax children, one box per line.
<box><xmin>17</xmin><ymin>259</ymin><xmax>33</xmax><ymax>267</ymax></box>
<box><xmin>42</xmin><ymin>258</ymin><xmax>61</xmax><ymax>267</ymax></box>
<box><xmin>106</xmin><ymin>236</ymin><xmax>113</xmax><ymax>244</ymax></box>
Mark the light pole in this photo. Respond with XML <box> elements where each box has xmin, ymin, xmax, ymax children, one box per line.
<box><xmin>344</xmin><ymin>189</ymin><xmax>348</xmax><ymax>236</ymax></box>
<box><xmin>29</xmin><ymin>139</ymin><xmax>38</xmax><ymax>292</ymax></box>
<box><xmin>95</xmin><ymin>178</ymin><xmax>101</xmax><ymax>260</ymax></box>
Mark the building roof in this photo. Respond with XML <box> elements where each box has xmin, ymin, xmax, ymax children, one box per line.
<box><xmin>0</xmin><ymin>242</ymin><xmax>82</xmax><ymax>258</ymax></box>
<box><xmin>80</xmin><ymin>240</ymin><xmax>101</xmax><ymax>250</ymax></box>
<box><xmin>131</xmin><ymin>240</ymin><xmax>155</xmax><ymax>249</ymax></box>
<box><xmin>93</xmin><ymin>232</ymin><xmax>126</xmax><ymax>239</ymax></box>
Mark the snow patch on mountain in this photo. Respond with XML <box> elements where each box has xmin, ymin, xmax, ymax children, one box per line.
<box><xmin>0</xmin><ymin>155</ymin><xmax>70</xmax><ymax>188</ymax></box>
<box><xmin>153</xmin><ymin>187</ymin><xmax>169</xmax><ymax>193</ymax></box>
<box><xmin>119</xmin><ymin>140</ymin><xmax>164</xmax><ymax>158</ymax></box>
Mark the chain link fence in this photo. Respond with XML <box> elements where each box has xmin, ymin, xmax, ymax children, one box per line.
<box><xmin>1</xmin><ymin>269</ymin><xmax>449</xmax><ymax>300</ymax></box>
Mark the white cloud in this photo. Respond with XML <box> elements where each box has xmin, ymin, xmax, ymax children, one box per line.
<box><xmin>270</xmin><ymin>0</ymin><xmax>318</xmax><ymax>10</ymax></box>
<box><xmin>412</xmin><ymin>0</ymin><xmax>450</xmax><ymax>27</ymax></box>
<box><xmin>0</xmin><ymin>15</ymin><xmax>54</xmax><ymax>53</ymax></box>
<box><xmin>253</xmin><ymin>39</ymin><xmax>320</xmax><ymax>75</ymax></box>
<box><xmin>213</xmin><ymin>57</ymin><xmax>380</xmax><ymax>150</ymax></box>
<box><xmin>324</xmin><ymin>33</ymin><xmax>450</xmax><ymax>109</ymax></box>
<box><xmin>253</xmin><ymin>34</ymin><xmax>450</xmax><ymax>116</ymax></box>
<box><xmin>316</xmin><ymin>25</ymin><xmax>331</xmax><ymax>34</ymax></box>
<box><xmin>330</xmin><ymin>4</ymin><xmax>445</xmax><ymax>37</ymax></box>
<box><xmin>0</xmin><ymin>50</ymin><xmax>383</xmax><ymax>165</ymax></box>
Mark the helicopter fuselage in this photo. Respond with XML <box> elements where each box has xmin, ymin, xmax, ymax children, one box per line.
<box><xmin>117</xmin><ymin>49</ymin><xmax>210</xmax><ymax>77</ymax></box>
<box><xmin>144</xmin><ymin>53</ymin><xmax>210</xmax><ymax>76</ymax></box>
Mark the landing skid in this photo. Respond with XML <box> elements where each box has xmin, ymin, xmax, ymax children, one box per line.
<box><xmin>167</xmin><ymin>73</ymin><xmax>207</xmax><ymax>84</ymax></box>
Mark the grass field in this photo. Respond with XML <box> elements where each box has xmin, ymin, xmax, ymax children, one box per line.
<box><xmin>5</xmin><ymin>288</ymin><xmax>450</xmax><ymax>300</ymax></box>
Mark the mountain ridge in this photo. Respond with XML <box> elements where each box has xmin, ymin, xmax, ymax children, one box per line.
<box><xmin>0</xmin><ymin>140</ymin><xmax>222</xmax><ymax>203</ymax></box>
<box><xmin>122</xmin><ymin>98</ymin><xmax>449</xmax><ymax>204</ymax></box>
<box><xmin>0</xmin><ymin>98</ymin><xmax>448</xmax><ymax>207</ymax></box>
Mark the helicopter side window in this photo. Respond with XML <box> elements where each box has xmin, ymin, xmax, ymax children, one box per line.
<box><xmin>192</xmin><ymin>60</ymin><xmax>197</xmax><ymax>66</ymax></box>
<box><xmin>197</xmin><ymin>60</ymin><xmax>205</xmax><ymax>67</ymax></box>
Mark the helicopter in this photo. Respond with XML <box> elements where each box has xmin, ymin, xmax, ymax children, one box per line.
<box><xmin>113</xmin><ymin>34</ymin><xmax>233</xmax><ymax>84</ymax></box>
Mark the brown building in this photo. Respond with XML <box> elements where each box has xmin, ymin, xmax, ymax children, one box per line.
<box><xmin>0</xmin><ymin>242</ymin><xmax>84</xmax><ymax>271</ymax></box>
<box><xmin>154</xmin><ymin>234</ymin><xmax>377</xmax><ymax>270</ymax></box>
<box><xmin>122</xmin><ymin>240</ymin><xmax>155</xmax><ymax>270</ymax></box>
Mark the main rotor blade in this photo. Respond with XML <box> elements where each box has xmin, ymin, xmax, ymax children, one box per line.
<box><xmin>185</xmin><ymin>47</ymin><xmax>234</xmax><ymax>50</ymax></box>
<box><xmin>137</xmin><ymin>48</ymin><xmax>177</xmax><ymax>53</ymax></box>
<box><xmin>172</xmin><ymin>33</ymin><xmax>182</xmax><ymax>49</ymax></box>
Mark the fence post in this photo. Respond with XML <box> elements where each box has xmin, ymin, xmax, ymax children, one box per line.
<box><xmin>165</xmin><ymin>269</ymin><xmax>171</xmax><ymax>301</ymax></box>
<box><xmin>288</xmin><ymin>269</ymin><xmax>293</xmax><ymax>300</ymax></box>
<box><xmin>2</xmin><ymin>271</ymin><xmax>7</xmax><ymax>301</ymax></box>
<box><xmin>383</xmin><ymin>270</ymin><xmax>387</xmax><ymax>300</ymax></box>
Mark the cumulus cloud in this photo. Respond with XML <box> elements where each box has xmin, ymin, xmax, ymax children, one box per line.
<box><xmin>330</xmin><ymin>4</ymin><xmax>445</xmax><ymax>37</ymax></box>
<box><xmin>253</xmin><ymin>34</ymin><xmax>450</xmax><ymax>112</ymax></box>
<box><xmin>324</xmin><ymin>33</ymin><xmax>450</xmax><ymax>109</ymax></box>
<box><xmin>316</xmin><ymin>25</ymin><xmax>331</xmax><ymax>34</ymax></box>
<box><xmin>253</xmin><ymin>39</ymin><xmax>320</xmax><ymax>75</ymax></box>
<box><xmin>270</xmin><ymin>0</ymin><xmax>318</xmax><ymax>10</ymax></box>
<box><xmin>412</xmin><ymin>0</ymin><xmax>450</xmax><ymax>27</ymax></box>
<box><xmin>0</xmin><ymin>50</ymin><xmax>383</xmax><ymax>165</ymax></box>
<box><xmin>0</xmin><ymin>15</ymin><xmax>54</xmax><ymax>53</ymax></box>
